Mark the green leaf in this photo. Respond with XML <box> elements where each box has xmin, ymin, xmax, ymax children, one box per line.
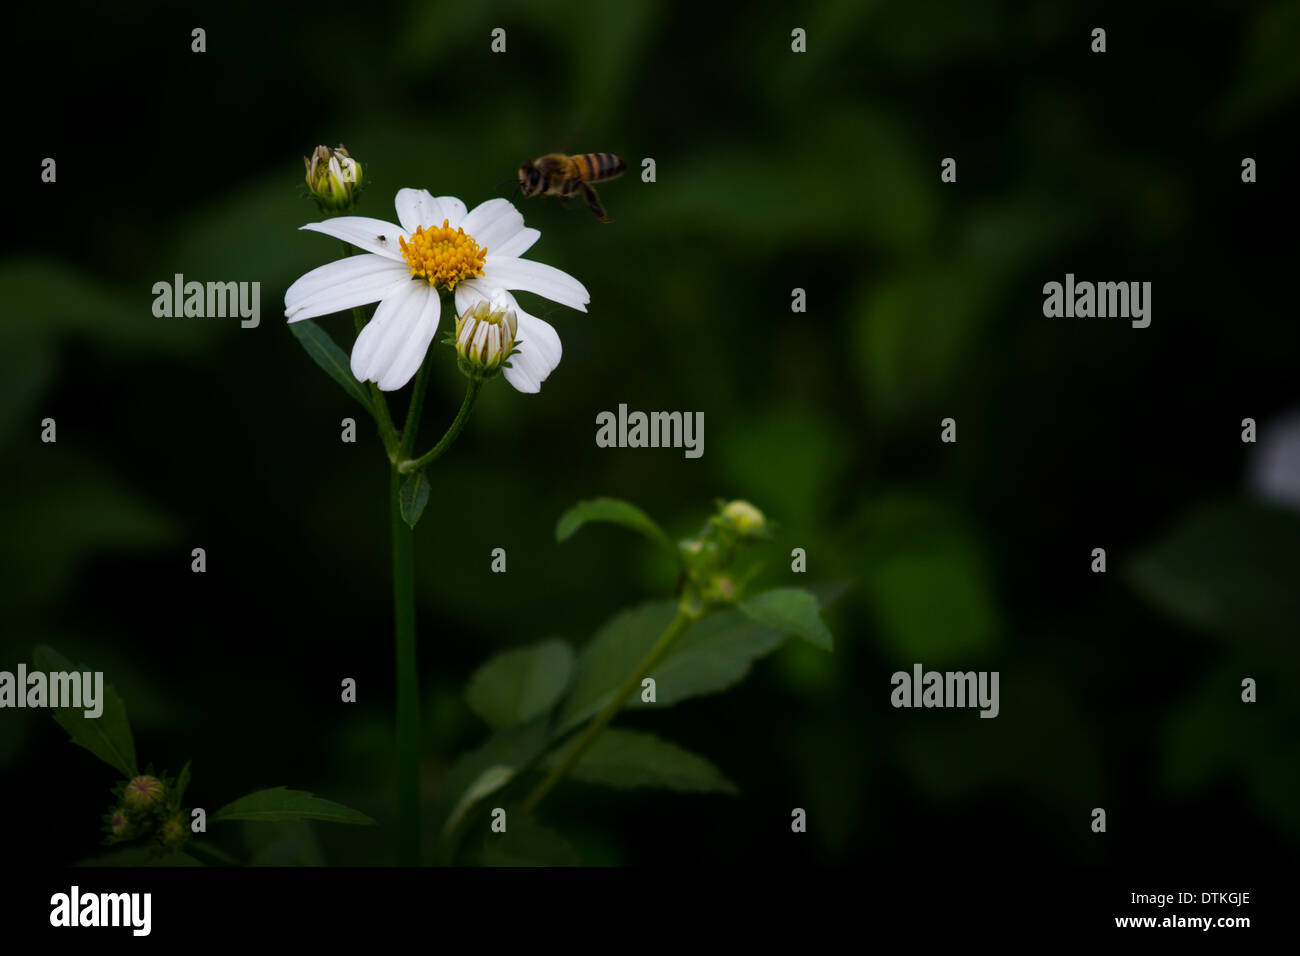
<box><xmin>399</xmin><ymin>471</ymin><xmax>430</xmax><ymax>528</ymax></box>
<box><xmin>1129</xmin><ymin>500</ymin><xmax>1300</xmax><ymax>642</ymax></box>
<box><xmin>289</xmin><ymin>320</ymin><xmax>373</xmax><ymax>413</ymax></box>
<box><xmin>739</xmin><ymin>588</ymin><xmax>833</xmax><ymax>651</ymax></box>
<box><xmin>544</xmin><ymin>729</ymin><xmax>738</xmax><ymax>794</ymax></box>
<box><xmin>443</xmin><ymin>765</ymin><xmax>518</xmax><ymax>838</ymax></box>
<box><xmin>556</xmin><ymin>497</ymin><xmax>677</xmax><ymax>557</ymax></box>
<box><xmin>434</xmin><ymin>720</ymin><xmax>552</xmax><ymax>860</ymax></box>
<box><xmin>556</xmin><ymin>598</ymin><xmax>828</xmax><ymax>734</ymax></box>
<box><xmin>213</xmin><ymin>787</ymin><xmax>376</xmax><ymax>826</ymax></box>
<box><xmin>466</xmin><ymin>640</ymin><xmax>574</xmax><ymax>729</ymax></box>
<box><xmin>172</xmin><ymin>760</ymin><xmax>192</xmax><ymax>809</ymax></box>
<box><xmin>31</xmin><ymin>645</ymin><xmax>137</xmax><ymax>779</ymax></box>
<box><xmin>809</xmin><ymin>578</ymin><xmax>855</xmax><ymax>608</ymax></box>
<box><xmin>556</xmin><ymin>602</ymin><xmax>674</xmax><ymax>732</ymax></box>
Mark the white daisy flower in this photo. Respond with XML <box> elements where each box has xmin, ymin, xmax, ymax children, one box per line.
<box><xmin>284</xmin><ymin>188</ymin><xmax>588</xmax><ymax>393</ymax></box>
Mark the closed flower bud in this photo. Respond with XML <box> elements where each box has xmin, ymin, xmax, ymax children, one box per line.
<box><xmin>159</xmin><ymin>813</ymin><xmax>187</xmax><ymax>848</ymax></box>
<box><xmin>454</xmin><ymin>295</ymin><xmax>519</xmax><ymax>379</ymax></box>
<box><xmin>720</xmin><ymin>500</ymin><xmax>767</xmax><ymax>536</ymax></box>
<box><xmin>123</xmin><ymin>775</ymin><xmax>166</xmax><ymax>812</ymax></box>
<box><xmin>108</xmin><ymin>807</ymin><xmax>131</xmax><ymax>840</ymax></box>
<box><xmin>707</xmin><ymin>574</ymin><xmax>737</xmax><ymax>603</ymax></box>
<box><xmin>305</xmin><ymin>145</ymin><xmax>363</xmax><ymax>212</ymax></box>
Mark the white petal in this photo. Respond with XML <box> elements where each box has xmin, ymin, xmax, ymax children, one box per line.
<box><xmin>395</xmin><ymin>189</ymin><xmax>468</xmax><ymax>232</ymax></box>
<box><xmin>504</xmin><ymin>305</ymin><xmax>563</xmax><ymax>394</ymax></box>
<box><xmin>286</xmin><ymin>253</ymin><xmax>404</xmax><ymax>306</ymax></box>
<box><xmin>453</xmin><ymin>279</ymin><xmax>491</xmax><ymax>316</ymax></box>
<box><xmin>482</xmin><ymin>256</ymin><xmax>589</xmax><ymax>312</ymax></box>
<box><xmin>300</xmin><ymin>217</ymin><xmax>406</xmax><ymax>260</ymax></box>
<box><xmin>350</xmin><ymin>281</ymin><xmax>439</xmax><ymax>390</ymax></box>
<box><xmin>377</xmin><ymin>289</ymin><xmax>442</xmax><ymax>392</ymax></box>
<box><xmin>461</xmin><ymin>198</ymin><xmax>528</xmax><ymax>254</ymax></box>
<box><xmin>491</xmin><ymin>227</ymin><xmax>541</xmax><ymax>259</ymax></box>
<box><xmin>285</xmin><ymin>256</ymin><xmax>410</xmax><ymax>322</ymax></box>
<box><xmin>436</xmin><ymin>195</ymin><xmax>468</xmax><ymax>228</ymax></box>
<box><xmin>394</xmin><ymin>189</ymin><xmax>440</xmax><ymax>233</ymax></box>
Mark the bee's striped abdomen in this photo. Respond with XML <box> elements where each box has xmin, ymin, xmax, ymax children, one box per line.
<box><xmin>597</xmin><ymin>152</ymin><xmax>626</xmax><ymax>180</ymax></box>
<box><xmin>577</xmin><ymin>152</ymin><xmax>625</xmax><ymax>182</ymax></box>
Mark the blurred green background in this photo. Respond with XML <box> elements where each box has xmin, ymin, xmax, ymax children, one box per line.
<box><xmin>3</xmin><ymin>0</ymin><xmax>1298</xmax><ymax>866</ymax></box>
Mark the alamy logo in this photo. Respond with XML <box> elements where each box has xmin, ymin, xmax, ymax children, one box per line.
<box><xmin>890</xmin><ymin>663</ymin><xmax>1000</xmax><ymax>718</ymax></box>
<box><xmin>50</xmin><ymin>886</ymin><xmax>151</xmax><ymax>936</ymax></box>
<box><xmin>1042</xmin><ymin>273</ymin><xmax>1151</xmax><ymax>328</ymax></box>
<box><xmin>595</xmin><ymin>404</ymin><xmax>704</xmax><ymax>459</ymax></box>
<box><xmin>152</xmin><ymin>274</ymin><xmax>261</xmax><ymax>328</ymax></box>
<box><xmin>0</xmin><ymin>665</ymin><xmax>102</xmax><ymax>718</ymax></box>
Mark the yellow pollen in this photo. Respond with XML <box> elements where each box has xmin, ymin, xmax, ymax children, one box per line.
<box><xmin>398</xmin><ymin>219</ymin><xmax>487</xmax><ymax>290</ymax></box>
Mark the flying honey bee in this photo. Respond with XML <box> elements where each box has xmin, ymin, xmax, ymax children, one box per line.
<box><xmin>517</xmin><ymin>152</ymin><xmax>626</xmax><ymax>223</ymax></box>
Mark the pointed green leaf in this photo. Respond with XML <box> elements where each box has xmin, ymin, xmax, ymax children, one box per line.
<box><xmin>739</xmin><ymin>587</ymin><xmax>833</xmax><ymax>650</ymax></box>
<box><xmin>556</xmin><ymin>498</ymin><xmax>677</xmax><ymax>557</ymax></box>
<box><xmin>434</xmin><ymin>720</ymin><xmax>551</xmax><ymax>859</ymax></box>
<box><xmin>289</xmin><ymin>319</ymin><xmax>373</xmax><ymax>413</ymax></box>
<box><xmin>556</xmin><ymin>602</ymin><xmax>675</xmax><ymax>732</ymax></box>
<box><xmin>443</xmin><ymin>765</ymin><xmax>518</xmax><ymax>838</ymax></box>
<box><xmin>556</xmin><ymin>598</ymin><xmax>826</xmax><ymax>734</ymax></box>
<box><xmin>31</xmin><ymin>645</ymin><xmax>137</xmax><ymax>779</ymax></box>
<box><xmin>213</xmin><ymin>787</ymin><xmax>376</xmax><ymax>825</ymax></box>
<box><xmin>466</xmin><ymin>640</ymin><xmax>574</xmax><ymax>729</ymax></box>
<box><xmin>172</xmin><ymin>760</ymin><xmax>192</xmax><ymax>809</ymax></box>
<box><xmin>399</xmin><ymin>471</ymin><xmax>430</xmax><ymax>528</ymax></box>
<box><xmin>545</xmin><ymin>729</ymin><xmax>738</xmax><ymax>794</ymax></box>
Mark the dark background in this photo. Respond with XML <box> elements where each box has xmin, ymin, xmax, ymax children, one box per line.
<box><xmin>3</xmin><ymin>0</ymin><xmax>1297</xmax><ymax>868</ymax></box>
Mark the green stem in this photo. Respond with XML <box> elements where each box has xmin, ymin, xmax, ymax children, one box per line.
<box><xmin>522</xmin><ymin>604</ymin><xmax>701</xmax><ymax>814</ymax></box>
<box><xmin>390</xmin><ymin>466</ymin><xmax>420</xmax><ymax>865</ymax></box>
<box><xmin>364</xmin><ymin>333</ymin><xmax>400</xmax><ymax>459</ymax></box>
<box><xmin>398</xmin><ymin>379</ymin><xmax>482</xmax><ymax>474</ymax></box>
<box><xmin>399</xmin><ymin>363</ymin><xmax>431</xmax><ymax>460</ymax></box>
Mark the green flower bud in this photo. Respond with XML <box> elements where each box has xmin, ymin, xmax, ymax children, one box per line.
<box><xmin>123</xmin><ymin>775</ymin><xmax>166</xmax><ymax>812</ymax></box>
<box><xmin>706</xmin><ymin>574</ymin><xmax>737</xmax><ymax>603</ymax></box>
<box><xmin>159</xmin><ymin>813</ymin><xmax>187</xmax><ymax>849</ymax></box>
<box><xmin>305</xmin><ymin>144</ymin><xmax>363</xmax><ymax>212</ymax></box>
<box><xmin>108</xmin><ymin>807</ymin><xmax>132</xmax><ymax>840</ymax></box>
<box><xmin>719</xmin><ymin>500</ymin><xmax>767</xmax><ymax>536</ymax></box>
<box><xmin>454</xmin><ymin>297</ymin><xmax>519</xmax><ymax>379</ymax></box>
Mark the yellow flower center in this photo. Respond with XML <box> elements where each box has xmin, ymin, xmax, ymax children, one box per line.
<box><xmin>398</xmin><ymin>220</ymin><xmax>487</xmax><ymax>290</ymax></box>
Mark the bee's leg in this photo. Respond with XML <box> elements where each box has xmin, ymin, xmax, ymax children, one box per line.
<box><xmin>578</xmin><ymin>181</ymin><xmax>612</xmax><ymax>223</ymax></box>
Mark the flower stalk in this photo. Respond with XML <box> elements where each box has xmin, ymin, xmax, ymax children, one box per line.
<box><xmin>522</xmin><ymin>601</ymin><xmax>702</xmax><ymax>814</ymax></box>
<box><xmin>288</xmin><ymin>182</ymin><xmax>590</xmax><ymax>864</ymax></box>
<box><xmin>398</xmin><ymin>380</ymin><xmax>481</xmax><ymax>474</ymax></box>
<box><xmin>389</xmin><ymin>465</ymin><xmax>420</xmax><ymax>865</ymax></box>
